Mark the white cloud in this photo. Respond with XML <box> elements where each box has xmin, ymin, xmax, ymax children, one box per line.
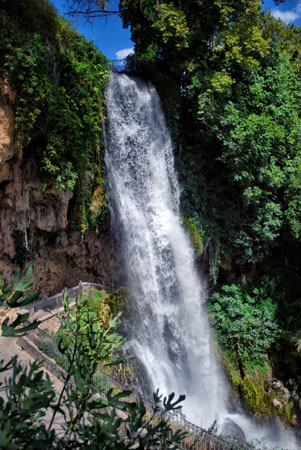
<box><xmin>272</xmin><ymin>1</ymin><xmax>301</xmax><ymax>24</ymax></box>
<box><xmin>272</xmin><ymin>9</ymin><xmax>298</xmax><ymax>23</ymax></box>
<box><xmin>115</xmin><ymin>47</ymin><xmax>134</xmax><ymax>60</ymax></box>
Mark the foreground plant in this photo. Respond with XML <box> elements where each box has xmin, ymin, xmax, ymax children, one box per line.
<box><xmin>0</xmin><ymin>266</ymin><xmax>40</xmax><ymax>337</ymax></box>
<box><xmin>0</xmin><ymin>269</ymin><xmax>186</xmax><ymax>449</ymax></box>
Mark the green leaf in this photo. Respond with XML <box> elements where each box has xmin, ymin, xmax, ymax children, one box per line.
<box><xmin>2</xmin><ymin>315</ymin><xmax>40</xmax><ymax>337</ymax></box>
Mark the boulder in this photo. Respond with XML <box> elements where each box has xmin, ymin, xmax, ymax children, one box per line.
<box><xmin>220</xmin><ymin>418</ymin><xmax>246</xmax><ymax>440</ymax></box>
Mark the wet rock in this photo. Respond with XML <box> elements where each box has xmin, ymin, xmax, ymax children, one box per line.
<box><xmin>220</xmin><ymin>418</ymin><xmax>246</xmax><ymax>440</ymax></box>
<box><xmin>282</xmin><ymin>387</ymin><xmax>290</xmax><ymax>402</ymax></box>
<box><xmin>273</xmin><ymin>398</ymin><xmax>282</xmax><ymax>408</ymax></box>
<box><xmin>272</xmin><ymin>380</ymin><xmax>282</xmax><ymax>390</ymax></box>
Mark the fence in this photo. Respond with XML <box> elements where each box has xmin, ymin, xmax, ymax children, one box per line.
<box><xmin>25</xmin><ymin>281</ymin><xmax>108</xmax><ymax>313</ymax></box>
<box><xmin>95</xmin><ymin>367</ymin><xmax>251</xmax><ymax>450</ymax></box>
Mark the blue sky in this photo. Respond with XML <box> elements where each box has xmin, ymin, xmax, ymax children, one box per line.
<box><xmin>263</xmin><ymin>0</ymin><xmax>301</xmax><ymax>25</ymax></box>
<box><xmin>51</xmin><ymin>1</ymin><xmax>301</xmax><ymax>61</ymax></box>
<box><xmin>51</xmin><ymin>0</ymin><xmax>133</xmax><ymax>60</ymax></box>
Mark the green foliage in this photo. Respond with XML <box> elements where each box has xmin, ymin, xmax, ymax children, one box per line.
<box><xmin>222</xmin><ymin>353</ymin><xmax>272</xmax><ymax>415</ymax></box>
<box><xmin>88</xmin><ymin>165</ymin><xmax>109</xmax><ymax>228</ymax></box>
<box><xmin>0</xmin><ymin>266</ymin><xmax>40</xmax><ymax>337</ymax></box>
<box><xmin>56</xmin><ymin>296</ymin><xmax>187</xmax><ymax>447</ymax></box>
<box><xmin>208</xmin><ymin>276</ymin><xmax>299</xmax><ymax>421</ymax></box>
<box><xmin>240</xmin><ymin>364</ymin><xmax>294</xmax><ymax>422</ymax></box>
<box><xmin>0</xmin><ymin>3</ymin><xmax>110</xmax><ymax>232</ymax></box>
<box><xmin>261</xmin><ymin>12</ymin><xmax>301</xmax><ymax>73</ymax></box>
<box><xmin>179</xmin><ymin>47</ymin><xmax>301</xmax><ymax>267</ymax></box>
<box><xmin>221</xmin><ymin>353</ymin><xmax>296</xmax><ymax>423</ymax></box>
<box><xmin>0</xmin><ymin>358</ymin><xmax>57</xmax><ymax>449</ymax></box>
<box><xmin>1</xmin><ymin>0</ymin><xmax>58</xmax><ymax>41</ymax></box>
<box><xmin>120</xmin><ymin>0</ymin><xmax>270</xmax><ymax>78</ymax></box>
<box><xmin>83</xmin><ymin>287</ymin><xmax>127</xmax><ymax>324</ymax></box>
<box><xmin>211</xmin><ymin>51</ymin><xmax>301</xmax><ymax>252</ymax></box>
<box><xmin>56</xmin><ymin>290</ymin><xmax>124</xmax><ymax>368</ymax></box>
<box><xmin>152</xmin><ymin>3</ymin><xmax>190</xmax><ymax>51</ymax></box>
<box><xmin>183</xmin><ymin>215</ymin><xmax>205</xmax><ymax>257</ymax></box>
<box><xmin>207</xmin><ymin>281</ymin><xmax>278</xmax><ymax>363</ymax></box>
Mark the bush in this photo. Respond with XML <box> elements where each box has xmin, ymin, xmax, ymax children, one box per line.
<box><xmin>207</xmin><ymin>281</ymin><xmax>278</xmax><ymax>363</ymax></box>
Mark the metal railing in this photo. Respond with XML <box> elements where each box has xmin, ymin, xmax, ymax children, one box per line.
<box><xmin>25</xmin><ymin>281</ymin><xmax>108</xmax><ymax>312</ymax></box>
<box><xmin>95</xmin><ymin>367</ymin><xmax>252</xmax><ymax>450</ymax></box>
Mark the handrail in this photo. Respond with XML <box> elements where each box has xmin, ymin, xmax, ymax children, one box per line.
<box><xmin>96</xmin><ymin>367</ymin><xmax>252</xmax><ymax>450</ymax></box>
<box><xmin>25</xmin><ymin>281</ymin><xmax>108</xmax><ymax>312</ymax></box>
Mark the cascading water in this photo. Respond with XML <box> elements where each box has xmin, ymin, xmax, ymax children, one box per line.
<box><xmin>104</xmin><ymin>73</ymin><xmax>297</xmax><ymax>448</ymax></box>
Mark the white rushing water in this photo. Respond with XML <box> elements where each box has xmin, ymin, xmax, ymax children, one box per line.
<box><xmin>104</xmin><ymin>73</ymin><xmax>297</xmax><ymax>448</ymax></box>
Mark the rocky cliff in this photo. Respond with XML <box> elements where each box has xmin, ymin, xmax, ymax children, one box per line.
<box><xmin>0</xmin><ymin>78</ymin><xmax>114</xmax><ymax>294</ymax></box>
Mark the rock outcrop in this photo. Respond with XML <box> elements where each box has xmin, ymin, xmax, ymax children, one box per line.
<box><xmin>0</xmin><ymin>78</ymin><xmax>114</xmax><ymax>294</ymax></box>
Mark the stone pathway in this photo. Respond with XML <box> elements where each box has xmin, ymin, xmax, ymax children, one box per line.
<box><xmin>0</xmin><ymin>309</ymin><xmax>65</xmax><ymax>432</ymax></box>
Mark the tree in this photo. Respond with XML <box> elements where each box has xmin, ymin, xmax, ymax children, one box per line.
<box><xmin>0</xmin><ymin>270</ymin><xmax>186</xmax><ymax>448</ymax></box>
<box><xmin>191</xmin><ymin>47</ymin><xmax>301</xmax><ymax>264</ymax></box>
<box><xmin>119</xmin><ymin>0</ymin><xmax>271</xmax><ymax>78</ymax></box>
<box><xmin>261</xmin><ymin>11</ymin><xmax>301</xmax><ymax>73</ymax></box>
<box><xmin>206</xmin><ymin>280</ymin><xmax>299</xmax><ymax>422</ymax></box>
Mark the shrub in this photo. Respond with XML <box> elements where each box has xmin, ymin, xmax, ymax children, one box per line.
<box><xmin>207</xmin><ymin>281</ymin><xmax>278</xmax><ymax>363</ymax></box>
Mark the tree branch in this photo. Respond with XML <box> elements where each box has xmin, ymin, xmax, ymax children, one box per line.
<box><xmin>65</xmin><ymin>10</ymin><xmax>119</xmax><ymax>16</ymax></box>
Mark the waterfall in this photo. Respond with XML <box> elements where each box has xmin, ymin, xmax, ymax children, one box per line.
<box><xmin>104</xmin><ymin>73</ymin><xmax>227</xmax><ymax>427</ymax></box>
<box><xmin>104</xmin><ymin>73</ymin><xmax>297</xmax><ymax>448</ymax></box>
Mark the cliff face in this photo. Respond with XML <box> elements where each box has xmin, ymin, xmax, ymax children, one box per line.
<box><xmin>0</xmin><ymin>78</ymin><xmax>114</xmax><ymax>294</ymax></box>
